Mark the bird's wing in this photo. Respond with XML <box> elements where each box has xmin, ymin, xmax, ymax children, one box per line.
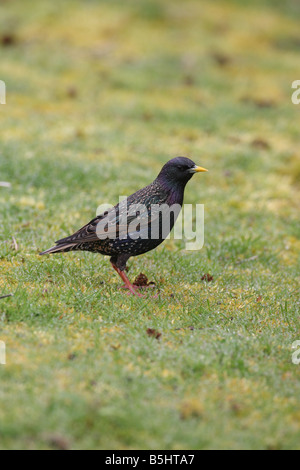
<box><xmin>55</xmin><ymin>214</ymin><xmax>106</xmax><ymax>245</ymax></box>
<box><xmin>55</xmin><ymin>184</ymin><xmax>176</xmax><ymax>245</ymax></box>
<box><xmin>94</xmin><ymin>194</ymin><xmax>160</xmax><ymax>241</ymax></box>
<box><xmin>54</xmin><ymin>200</ymin><xmax>140</xmax><ymax>245</ymax></box>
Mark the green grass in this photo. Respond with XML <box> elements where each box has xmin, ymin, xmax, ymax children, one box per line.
<box><xmin>0</xmin><ymin>0</ymin><xmax>300</xmax><ymax>450</ymax></box>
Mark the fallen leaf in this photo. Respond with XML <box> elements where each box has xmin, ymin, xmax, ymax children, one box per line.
<box><xmin>133</xmin><ymin>273</ymin><xmax>156</xmax><ymax>288</ymax></box>
<box><xmin>251</xmin><ymin>138</ymin><xmax>270</xmax><ymax>150</ymax></box>
<box><xmin>146</xmin><ymin>328</ymin><xmax>161</xmax><ymax>340</ymax></box>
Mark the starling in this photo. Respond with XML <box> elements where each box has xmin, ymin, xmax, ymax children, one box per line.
<box><xmin>40</xmin><ymin>157</ymin><xmax>208</xmax><ymax>296</ymax></box>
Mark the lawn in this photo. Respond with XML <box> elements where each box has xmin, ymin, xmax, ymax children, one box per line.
<box><xmin>0</xmin><ymin>0</ymin><xmax>299</xmax><ymax>450</ymax></box>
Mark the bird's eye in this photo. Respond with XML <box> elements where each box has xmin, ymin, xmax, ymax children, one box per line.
<box><xmin>177</xmin><ymin>165</ymin><xmax>188</xmax><ymax>171</ymax></box>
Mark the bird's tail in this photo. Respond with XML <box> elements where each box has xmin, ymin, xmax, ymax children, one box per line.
<box><xmin>39</xmin><ymin>243</ymin><xmax>78</xmax><ymax>256</ymax></box>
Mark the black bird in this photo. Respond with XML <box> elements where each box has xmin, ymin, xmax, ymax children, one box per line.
<box><xmin>40</xmin><ymin>157</ymin><xmax>208</xmax><ymax>296</ymax></box>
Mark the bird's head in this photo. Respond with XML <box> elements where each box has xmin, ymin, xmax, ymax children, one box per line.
<box><xmin>157</xmin><ymin>157</ymin><xmax>208</xmax><ymax>188</ymax></box>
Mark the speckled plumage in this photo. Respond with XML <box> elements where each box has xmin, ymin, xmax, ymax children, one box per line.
<box><xmin>40</xmin><ymin>157</ymin><xmax>207</xmax><ymax>295</ymax></box>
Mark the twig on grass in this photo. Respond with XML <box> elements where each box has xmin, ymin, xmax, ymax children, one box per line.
<box><xmin>11</xmin><ymin>236</ymin><xmax>19</xmax><ymax>251</ymax></box>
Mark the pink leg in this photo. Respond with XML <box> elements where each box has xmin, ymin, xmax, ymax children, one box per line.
<box><xmin>111</xmin><ymin>264</ymin><xmax>144</xmax><ymax>297</ymax></box>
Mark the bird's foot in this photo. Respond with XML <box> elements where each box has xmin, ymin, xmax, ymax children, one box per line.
<box><xmin>111</xmin><ymin>263</ymin><xmax>157</xmax><ymax>298</ymax></box>
<box><xmin>125</xmin><ymin>289</ymin><xmax>158</xmax><ymax>299</ymax></box>
<box><xmin>119</xmin><ymin>285</ymin><xmax>158</xmax><ymax>298</ymax></box>
<box><xmin>127</xmin><ymin>290</ymin><xmax>145</xmax><ymax>298</ymax></box>
<box><xmin>119</xmin><ymin>283</ymin><xmax>156</xmax><ymax>291</ymax></box>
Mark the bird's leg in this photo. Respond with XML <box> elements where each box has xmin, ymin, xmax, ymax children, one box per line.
<box><xmin>111</xmin><ymin>263</ymin><xmax>144</xmax><ymax>297</ymax></box>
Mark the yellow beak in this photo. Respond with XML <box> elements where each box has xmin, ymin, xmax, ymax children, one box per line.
<box><xmin>193</xmin><ymin>165</ymin><xmax>208</xmax><ymax>173</ymax></box>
